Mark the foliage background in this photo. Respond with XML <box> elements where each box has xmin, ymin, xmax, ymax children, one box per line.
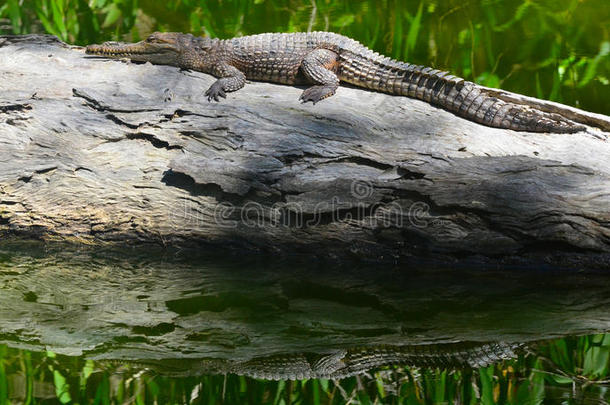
<box><xmin>1</xmin><ymin>0</ymin><xmax>609</xmax><ymax>114</ymax></box>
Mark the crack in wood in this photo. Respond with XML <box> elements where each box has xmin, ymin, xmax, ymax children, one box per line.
<box><xmin>0</xmin><ymin>103</ymin><xmax>32</xmax><ymax>113</ymax></box>
<box><xmin>126</xmin><ymin>133</ymin><xmax>182</xmax><ymax>150</ymax></box>
<box><xmin>72</xmin><ymin>88</ymin><xmax>161</xmax><ymax>113</ymax></box>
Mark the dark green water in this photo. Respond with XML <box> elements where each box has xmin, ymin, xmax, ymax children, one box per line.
<box><xmin>1</xmin><ymin>0</ymin><xmax>610</xmax><ymax>403</ymax></box>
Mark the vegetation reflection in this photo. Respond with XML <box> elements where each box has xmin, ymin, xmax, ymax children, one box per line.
<box><xmin>0</xmin><ymin>334</ymin><xmax>609</xmax><ymax>404</ymax></box>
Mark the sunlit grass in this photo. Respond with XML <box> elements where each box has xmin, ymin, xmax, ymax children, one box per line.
<box><xmin>1</xmin><ymin>0</ymin><xmax>608</xmax><ymax>114</ymax></box>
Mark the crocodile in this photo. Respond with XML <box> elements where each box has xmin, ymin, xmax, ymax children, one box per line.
<box><xmin>86</xmin><ymin>31</ymin><xmax>587</xmax><ymax>134</ymax></box>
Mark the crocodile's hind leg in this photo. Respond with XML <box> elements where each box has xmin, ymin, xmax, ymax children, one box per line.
<box><xmin>299</xmin><ymin>49</ymin><xmax>340</xmax><ymax>104</ymax></box>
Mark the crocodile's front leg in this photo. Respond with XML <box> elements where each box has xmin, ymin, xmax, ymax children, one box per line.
<box><xmin>299</xmin><ymin>49</ymin><xmax>340</xmax><ymax>104</ymax></box>
<box><xmin>205</xmin><ymin>63</ymin><xmax>246</xmax><ymax>102</ymax></box>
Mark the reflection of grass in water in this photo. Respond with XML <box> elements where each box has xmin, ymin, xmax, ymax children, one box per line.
<box><xmin>0</xmin><ymin>335</ymin><xmax>609</xmax><ymax>404</ymax></box>
<box><xmin>0</xmin><ymin>0</ymin><xmax>608</xmax><ymax>115</ymax></box>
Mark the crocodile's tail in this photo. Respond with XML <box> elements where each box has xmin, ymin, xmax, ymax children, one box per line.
<box><xmin>336</xmin><ymin>43</ymin><xmax>586</xmax><ymax>133</ymax></box>
<box><xmin>397</xmin><ymin>69</ymin><xmax>586</xmax><ymax>133</ymax></box>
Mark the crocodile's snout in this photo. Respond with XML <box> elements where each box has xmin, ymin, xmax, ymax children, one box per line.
<box><xmin>86</xmin><ymin>43</ymin><xmax>144</xmax><ymax>57</ymax></box>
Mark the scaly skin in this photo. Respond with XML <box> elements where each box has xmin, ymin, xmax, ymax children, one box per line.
<box><xmin>86</xmin><ymin>32</ymin><xmax>586</xmax><ymax>133</ymax></box>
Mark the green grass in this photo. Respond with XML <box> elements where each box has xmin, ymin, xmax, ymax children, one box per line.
<box><xmin>1</xmin><ymin>0</ymin><xmax>609</xmax><ymax>115</ymax></box>
<box><xmin>0</xmin><ymin>335</ymin><xmax>609</xmax><ymax>403</ymax></box>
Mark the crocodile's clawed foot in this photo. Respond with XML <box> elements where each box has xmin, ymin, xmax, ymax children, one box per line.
<box><xmin>299</xmin><ymin>85</ymin><xmax>337</xmax><ymax>104</ymax></box>
<box><xmin>205</xmin><ymin>82</ymin><xmax>227</xmax><ymax>102</ymax></box>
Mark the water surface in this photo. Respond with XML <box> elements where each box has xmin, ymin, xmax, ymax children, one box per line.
<box><xmin>1</xmin><ymin>241</ymin><xmax>609</xmax><ymax>403</ymax></box>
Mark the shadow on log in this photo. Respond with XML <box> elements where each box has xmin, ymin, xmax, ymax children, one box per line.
<box><xmin>1</xmin><ymin>35</ymin><xmax>610</xmax><ymax>269</ymax></box>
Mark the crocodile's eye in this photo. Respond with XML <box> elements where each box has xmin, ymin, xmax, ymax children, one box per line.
<box><xmin>146</xmin><ymin>35</ymin><xmax>163</xmax><ymax>43</ymax></box>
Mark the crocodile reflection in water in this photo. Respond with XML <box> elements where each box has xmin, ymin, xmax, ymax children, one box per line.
<box><xmin>101</xmin><ymin>341</ymin><xmax>527</xmax><ymax>380</ymax></box>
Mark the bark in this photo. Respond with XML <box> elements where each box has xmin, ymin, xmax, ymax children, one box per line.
<box><xmin>1</xmin><ymin>34</ymin><xmax>610</xmax><ymax>269</ymax></box>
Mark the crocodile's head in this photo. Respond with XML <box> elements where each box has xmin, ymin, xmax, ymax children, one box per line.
<box><xmin>86</xmin><ymin>32</ymin><xmax>214</xmax><ymax>70</ymax></box>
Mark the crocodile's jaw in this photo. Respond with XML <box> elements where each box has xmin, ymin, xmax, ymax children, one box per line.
<box><xmin>86</xmin><ymin>40</ymin><xmax>182</xmax><ymax>66</ymax></box>
<box><xmin>86</xmin><ymin>32</ymin><xmax>194</xmax><ymax>66</ymax></box>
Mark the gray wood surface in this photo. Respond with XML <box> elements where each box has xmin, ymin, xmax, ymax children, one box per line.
<box><xmin>1</xmin><ymin>35</ymin><xmax>609</xmax><ymax>269</ymax></box>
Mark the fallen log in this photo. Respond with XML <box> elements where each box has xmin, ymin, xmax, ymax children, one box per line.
<box><xmin>1</xmin><ymin>34</ymin><xmax>609</xmax><ymax>269</ymax></box>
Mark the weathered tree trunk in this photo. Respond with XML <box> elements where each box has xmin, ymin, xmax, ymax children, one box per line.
<box><xmin>1</xmin><ymin>35</ymin><xmax>609</xmax><ymax>269</ymax></box>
